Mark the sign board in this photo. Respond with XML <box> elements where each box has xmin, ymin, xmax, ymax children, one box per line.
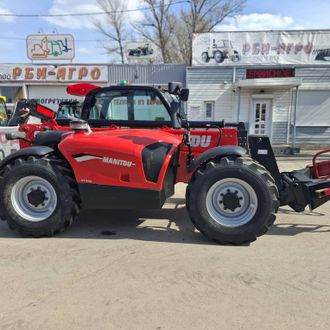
<box><xmin>26</xmin><ymin>34</ymin><xmax>75</xmax><ymax>61</ymax></box>
<box><xmin>125</xmin><ymin>41</ymin><xmax>159</xmax><ymax>63</ymax></box>
<box><xmin>27</xmin><ymin>85</ymin><xmax>84</xmax><ymax>111</ymax></box>
<box><xmin>193</xmin><ymin>30</ymin><xmax>330</xmax><ymax>66</ymax></box>
<box><xmin>0</xmin><ymin>64</ymin><xmax>108</xmax><ymax>83</ymax></box>
<box><xmin>246</xmin><ymin>68</ymin><xmax>295</xmax><ymax>79</ymax></box>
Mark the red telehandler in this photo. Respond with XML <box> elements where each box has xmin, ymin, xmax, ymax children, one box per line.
<box><xmin>1</xmin><ymin>82</ymin><xmax>330</xmax><ymax>244</ymax></box>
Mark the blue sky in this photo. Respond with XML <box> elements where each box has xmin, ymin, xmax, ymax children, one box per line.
<box><xmin>1</xmin><ymin>0</ymin><xmax>330</xmax><ymax>63</ymax></box>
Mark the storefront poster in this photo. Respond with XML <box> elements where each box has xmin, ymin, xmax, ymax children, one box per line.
<box><xmin>0</xmin><ymin>64</ymin><xmax>108</xmax><ymax>83</ymax></box>
<box><xmin>27</xmin><ymin>85</ymin><xmax>85</xmax><ymax>111</ymax></box>
<box><xmin>125</xmin><ymin>41</ymin><xmax>160</xmax><ymax>63</ymax></box>
<box><xmin>26</xmin><ymin>34</ymin><xmax>75</xmax><ymax>61</ymax></box>
<box><xmin>192</xmin><ymin>30</ymin><xmax>330</xmax><ymax>66</ymax></box>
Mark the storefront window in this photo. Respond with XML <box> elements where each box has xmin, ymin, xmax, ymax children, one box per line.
<box><xmin>205</xmin><ymin>101</ymin><xmax>214</xmax><ymax>119</ymax></box>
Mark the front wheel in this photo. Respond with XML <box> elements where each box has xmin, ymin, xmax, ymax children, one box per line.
<box><xmin>0</xmin><ymin>156</ymin><xmax>81</xmax><ymax>237</ymax></box>
<box><xmin>186</xmin><ymin>157</ymin><xmax>279</xmax><ymax>244</ymax></box>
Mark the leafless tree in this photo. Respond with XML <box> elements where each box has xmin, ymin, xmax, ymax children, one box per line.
<box><xmin>95</xmin><ymin>0</ymin><xmax>245</xmax><ymax>64</ymax></box>
<box><xmin>178</xmin><ymin>0</ymin><xmax>246</xmax><ymax>64</ymax></box>
<box><xmin>134</xmin><ymin>0</ymin><xmax>177</xmax><ymax>63</ymax></box>
<box><xmin>94</xmin><ymin>0</ymin><xmax>128</xmax><ymax>63</ymax></box>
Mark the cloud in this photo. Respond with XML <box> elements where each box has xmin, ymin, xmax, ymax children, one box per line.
<box><xmin>77</xmin><ymin>47</ymin><xmax>92</xmax><ymax>55</ymax></box>
<box><xmin>216</xmin><ymin>13</ymin><xmax>299</xmax><ymax>31</ymax></box>
<box><xmin>0</xmin><ymin>5</ymin><xmax>15</xmax><ymax>23</ymax></box>
<box><xmin>45</xmin><ymin>0</ymin><xmax>144</xmax><ymax>30</ymax></box>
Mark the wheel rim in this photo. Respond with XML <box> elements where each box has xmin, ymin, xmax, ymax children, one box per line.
<box><xmin>205</xmin><ymin>178</ymin><xmax>258</xmax><ymax>228</ymax></box>
<box><xmin>11</xmin><ymin>176</ymin><xmax>58</xmax><ymax>222</ymax></box>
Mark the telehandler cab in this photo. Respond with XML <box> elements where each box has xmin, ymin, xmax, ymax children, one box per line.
<box><xmin>1</xmin><ymin>82</ymin><xmax>330</xmax><ymax>244</ymax></box>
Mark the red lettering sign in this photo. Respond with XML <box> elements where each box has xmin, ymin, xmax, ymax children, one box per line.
<box><xmin>246</xmin><ymin>68</ymin><xmax>295</xmax><ymax>79</ymax></box>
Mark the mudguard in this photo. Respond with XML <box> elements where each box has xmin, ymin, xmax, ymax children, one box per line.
<box><xmin>187</xmin><ymin>146</ymin><xmax>246</xmax><ymax>173</ymax></box>
<box><xmin>0</xmin><ymin>146</ymin><xmax>54</xmax><ymax>170</ymax></box>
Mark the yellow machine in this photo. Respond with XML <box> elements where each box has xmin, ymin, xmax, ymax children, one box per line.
<box><xmin>0</xmin><ymin>96</ymin><xmax>8</xmax><ymax>123</ymax></box>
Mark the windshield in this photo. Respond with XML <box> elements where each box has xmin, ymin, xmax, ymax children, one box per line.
<box><xmin>88</xmin><ymin>89</ymin><xmax>171</xmax><ymax>122</ymax></box>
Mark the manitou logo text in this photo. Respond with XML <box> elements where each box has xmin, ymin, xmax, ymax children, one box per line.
<box><xmin>102</xmin><ymin>157</ymin><xmax>136</xmax><ymax>167</ymax></box>
<box><xmin>190</xmin><ymin>135</ymin><xmax>212</xmax><ymax>148</ymax></box>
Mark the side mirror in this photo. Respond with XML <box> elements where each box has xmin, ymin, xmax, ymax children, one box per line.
<box><xmin>180</xmin><ymin>88</ymin><xmax>189</xmax><ymax>102</ymax></box>
<box><xmin>168</xmin><ymin>82</ymin><xmax>182</xmax><ymax>94</ymax></box>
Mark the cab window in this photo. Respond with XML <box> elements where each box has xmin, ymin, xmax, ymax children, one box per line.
<box><xmin>88</xmin><ymin>89</ymin><xmax>171</xmax><ymax>122</ymax></box>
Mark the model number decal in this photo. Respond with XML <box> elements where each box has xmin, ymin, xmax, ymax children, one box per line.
<box><xmin>190</xmin><ymin>135</ymin><xmax>211</xmax><ymax>148</ymax></box>
<box><xmin>102</xmin><ymin>157</ymin><xmax>136</xmax><ymax>167</ymax></box>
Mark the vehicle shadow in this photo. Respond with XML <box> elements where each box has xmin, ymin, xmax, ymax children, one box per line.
<box><xmin>0</xmin><ymin>198</ymin><xmax>219</xmax><ymax>245</ymax></box>
<box><xmin>267</xmin><ymin>223</ymin><xmax>330</xmax><ymax>236</ymax></box>
<box><xmin>267</xmin><ymin>207</ymin><xmax>330</xmax><ymax>236</ymax></box>
<box><xmin>0</xmin><ymin>201</ymin><xmax>328</xmax><ymax>243</ymax></box>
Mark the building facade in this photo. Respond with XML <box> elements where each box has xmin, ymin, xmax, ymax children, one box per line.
<box><xmin>0</xmin><ymin>63</ymin><xmax>186</xmax><ymax>111</ymax></box>
<box><xmin>188</xmin><ymin>30</ymin><xmax>330</xmax><ymax>146</ymax></box>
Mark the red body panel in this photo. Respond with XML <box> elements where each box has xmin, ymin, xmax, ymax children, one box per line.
<box><xmin>20</xmin><ymin>121</ymin><xmax>240</xmax><ymax>187</ymax></box>
<box><xmin>58</xmin><ymin>129</ymin><xmax>183</xmax><ymax>190</ymax></box>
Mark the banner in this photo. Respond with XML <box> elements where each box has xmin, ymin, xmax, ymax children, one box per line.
<box><xmin>27</xmin><ymin>85</ymin><xmax>84</xmax><ymax>111</ymax></box>
<box><xmin>125</xmin><ymin>41</ymin><xmax>161</xmax><ymax>63</ymax></box>
<box><xmin>26</xmin><ymin>34</ymin><xmax>75</xmax><ymax>61</ymax></box>
<box><xmin>192</xmin><ymin>30</ymin><xmax>330</xmax><ymax>66</ymax></box>
<box><xmin>0</xmin><ymin>64</ymin><xmax>108</xmax><ymax>83</ymax></box>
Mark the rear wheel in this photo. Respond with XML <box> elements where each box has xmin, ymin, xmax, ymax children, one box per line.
<box><xmin>186</xmin><ymin>156</ymin><xmax>279</xmax><ymax>244</ymax></box>
<box><xmin>0</xmin><ymin>156</ymin><xmax>80</xmax><ymax>237</ymax></box>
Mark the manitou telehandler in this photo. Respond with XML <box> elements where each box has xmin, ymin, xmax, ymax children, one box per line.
<box><xmin>0</xmin><ymin>82</ymin><xmax>329</xmax><ymax>244</ymax></box>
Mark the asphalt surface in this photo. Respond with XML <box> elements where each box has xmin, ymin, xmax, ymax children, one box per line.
<box><xmin>0</xmin><ymin>158</ymin><xmax>329</xmax><ymax>329</ymax></box>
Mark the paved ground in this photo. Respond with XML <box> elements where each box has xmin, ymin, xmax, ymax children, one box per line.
<box><xmin>0</xmin><ymin>158</ymin><xmax>329</xmax><ymax>330</ymax></box>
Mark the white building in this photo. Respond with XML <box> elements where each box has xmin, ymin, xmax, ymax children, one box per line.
<box><xmin>188</xmin><ymin>30</ymin><xmax>330</xmax><ymax>147</ymax></box>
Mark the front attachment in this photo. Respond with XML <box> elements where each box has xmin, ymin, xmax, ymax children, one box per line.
<box><xmin>248</xmin><ymin>135</ymin><xmax>330</xmax><ymax>212</ymax></box>
<box><xmin>280</xmin><ymin>169</ymin><xmax>330</xmax><ymax>211</ymax></box>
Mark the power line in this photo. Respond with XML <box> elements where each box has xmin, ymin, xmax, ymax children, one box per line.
<box><xmin>0</xmin><ymin>36</ymin><xmax>102</xmax><ymax>42</ymax></box>
<box><xmin>0</xmin><ymin>0</ymin><xmax>188</xmax><ymax>18</ymax></box>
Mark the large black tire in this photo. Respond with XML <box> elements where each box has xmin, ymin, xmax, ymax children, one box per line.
<box><xmin>186</xmin><ymin>156</ymin><xmax>279</xmax><ymax>244</ymax></box>
<box><xmin>0</xmin><ymin>155</ymin><xmax>81</xmax><ymax>237</ymax></box>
